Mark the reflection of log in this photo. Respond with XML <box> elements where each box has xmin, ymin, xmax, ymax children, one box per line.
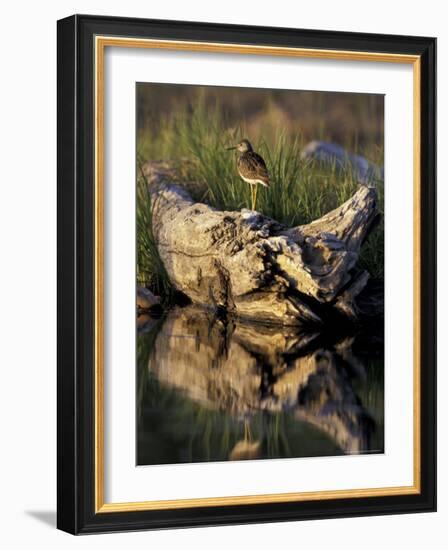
<box><xmin>148</xmin><ymin>306</ymin><xmax>376</xmax><ymax>453</ymax></box>
<box><xmin>295</xmin><ymin>349</ymin><xmax>374</xmax><ymax>454</ymax></box>
<box><xmin>143</xmin><ymin>161</ymin><xmax>379</xmax><ymax>325</ymax></box>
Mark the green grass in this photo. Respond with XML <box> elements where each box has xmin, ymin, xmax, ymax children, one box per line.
<box><xmin>136</xmin><ymin>166</ymin><xmax>173</xmax><ymax>301</ymax></box>
<box><xmin>137</xmin><ymin>101</ymin><xmax>384</xmax><ymax>297</ymax></box>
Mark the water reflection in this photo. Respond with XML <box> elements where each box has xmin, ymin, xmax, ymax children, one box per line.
<box><xmin>137</xmin><ymin>305</ymin><xmax>384</xmax><ymax>465</ymax></box>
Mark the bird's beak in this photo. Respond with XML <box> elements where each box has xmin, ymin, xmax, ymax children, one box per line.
<box><xmin>226</xmin><ymin>146</ymin><xmax>236</xmax><ymax>150</ymax></box>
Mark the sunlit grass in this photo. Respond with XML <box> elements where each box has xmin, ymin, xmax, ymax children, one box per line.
<box><xmin>136</xmin><ymin>166</ymin><xmax>173</xmax><ymax>300</ymax></box>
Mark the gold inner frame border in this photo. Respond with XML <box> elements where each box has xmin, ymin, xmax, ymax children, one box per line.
<box><xmin>94</xmin><ymin>36</ymin><xmax>421</xmax><ymax>513</ymax></box>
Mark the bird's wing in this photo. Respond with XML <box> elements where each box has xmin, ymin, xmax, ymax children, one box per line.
<box><xmin>240</xmin><ymin>152</ymin><xmax>270</xmax><ymax>184</ymax></box>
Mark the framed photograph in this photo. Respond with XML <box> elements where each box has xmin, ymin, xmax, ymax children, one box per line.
<box><xmin>57</xmin><ymin>14</ymin><xmax>436</xmax><ymax>534</ymax></box>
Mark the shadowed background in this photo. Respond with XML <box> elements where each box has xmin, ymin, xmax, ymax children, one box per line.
<box><xmin>137</xmin><ymin>83</ymin><xmax>384</xmax><ymax>160</ymax></box>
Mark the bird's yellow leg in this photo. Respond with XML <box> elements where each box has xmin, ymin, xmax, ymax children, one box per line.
<box><xmin>244</xmin><ymin>419</ymin><xmax>252</xmax><ymax>442</ymax></box>
<box><xmin>250</xmin><ymin>185</ymin><xmax>255</xmax><ymax>210</ymax></box>
<box><xmin>253</xmin><ymin>185</ymin><xmax>258</xmax><ymax>212</ymax></box>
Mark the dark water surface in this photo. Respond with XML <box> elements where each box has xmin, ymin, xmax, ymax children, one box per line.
<box><xmin>137</xmin><ymin>305</ymin><xmax>384</xmax><ymax>466</ymax></box>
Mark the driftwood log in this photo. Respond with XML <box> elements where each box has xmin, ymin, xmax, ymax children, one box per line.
<box><xmin>143</xmin><ymin>161</ymin><xmax>380</xmax><ymax>326</ymax></box>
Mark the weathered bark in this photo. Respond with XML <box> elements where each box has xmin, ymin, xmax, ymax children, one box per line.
<box><xmin>143</xmin><ymin>161</ymin><xmax>380</xmax><ymax>325</ymax></box>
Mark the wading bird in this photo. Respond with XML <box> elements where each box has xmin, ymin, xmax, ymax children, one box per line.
<box><xmin>227</xmin><ymin>139</ymin><xmax>270</xmax><ymax>211</ymax></box>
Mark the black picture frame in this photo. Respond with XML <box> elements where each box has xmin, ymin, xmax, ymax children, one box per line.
<box><xmin>57</xmin><ymin>14</ymin><xmax>436</xmax><ymax>534</ymax></box>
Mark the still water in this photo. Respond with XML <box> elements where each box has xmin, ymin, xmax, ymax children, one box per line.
<box><xmin>137</xmin><ymin>305</ymin><xmax>384</xmax><ymax>466</ymax></box>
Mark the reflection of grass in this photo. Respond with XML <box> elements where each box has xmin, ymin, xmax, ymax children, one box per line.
<box><xmin>137</xmin><ymin>100</ymin><xmax>384</xmax><ymax>297</ymax></box>
<box><xmin>138</xmin><ymin>347</ymin><xmax>343</xmax><ymax>465</ymax></box>
<box><xmin>354</xmin><ymin>358</ymin><xmax>385</xmax><ymax>425</ymax></box>
<box><xmin>136</xmin><ymin>317</ymin><xmax>165</xmax><ymax>419</ymax></box>
<box><xmin>138</xmin><ymin>373</ymin><xmax>344</xmax><ymax>465</ymax></box>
